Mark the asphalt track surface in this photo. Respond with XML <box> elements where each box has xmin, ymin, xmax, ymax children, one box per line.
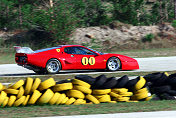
<box><xmin>0</xmin><ymin>56</ymin><xmax>176</xmax><ymax>77</ymax></box>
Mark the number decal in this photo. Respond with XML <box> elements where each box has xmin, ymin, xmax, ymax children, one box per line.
<box><xmin>89</xmin><ymin>57</ymin><xmax>95</xmax><ymax>65</ymax></box>
<box><xmin>56</xmin><ymin>49</ymin><xmax>60</xmax><ymax>52</ymax></box>
<box><xmin>82</xmin><ymin>57</ymin><xmax>89</xmax><ymax>65</ymax></box>
<box><xmin>81</xmin><ymin>57</ymin><xmax>95</xmax><ymax>65</ymax></box>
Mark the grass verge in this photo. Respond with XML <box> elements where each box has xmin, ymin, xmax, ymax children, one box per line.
<box><xmin>0</xmin><ymin>52</ymin><xmax>15</xmax><ymax>64</ymax></box>
<box><xmin>0</xmin><ymin>100</ymin><xmax>176</xmax><ymax>117</ymax></box>
<box><xmin>107</xmin><ymin>48</ymin><xmax>176</xmax><ymax>58</ymax></box>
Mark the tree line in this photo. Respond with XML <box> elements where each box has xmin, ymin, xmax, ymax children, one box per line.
<box><xmin>0</xmin><ymin>0</ymin><xmax>176</xmax><ymax>45</ymax></box>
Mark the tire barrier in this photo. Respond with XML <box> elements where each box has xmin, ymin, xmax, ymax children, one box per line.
<box><xmin>0</xmin><ymin>72</ymin><xmax>176</xmax><ymax>107</ymax></box>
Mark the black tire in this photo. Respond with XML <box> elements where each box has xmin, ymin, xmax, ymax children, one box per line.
<box><xmin>152</xmin><ymin>73</ymin><xmax>168</xmax><ymax>87</ymax></box>
<box><xmin>151</xmin><ymin>95</ymin><xmax>161</xmax><ymax>101</ymax></box>
<box><xmin>152</xmin><ymin>85</ymin><xmax>171</xmax><ymax>94</ymax></box>
<box><xmin>100</xmin><ymin>77</ymin><xmax>117</xmax><ymax>89</ymax></box>
<box><xmin>115</xmin><ymin>75</ymin><xmax>129</xmax><ymax>88</ymax></box>
<box><xmin>75</xmin><ymin>75</ymin><xmax>95</xmax><ymax>85</ymax></box>
<box><xmin>166</xmin><ymin>77</ymin><xmax>176</xmax><ymax>85</ymax></box>
<box><xmin>106</xmin><ymin>57</ymin><xmax>121</xmax><ymax>71</ymax></box>
<box><xmin>125</xmin><ymin>78</ymin><xmax>138</xmax><ymax>89</ymax></box>
<box><xmin>144</xmin><ymin>72</ymin><xmax>162</xmax><ymax>82</ymax></box>
<box><xmin>92</xmin><ymin>75</ymin><xmax>108</xmax><ymax>89</ymax></box>
<box><xmin>56</xmin><ymin>79</ymin><xmax>72</xmax><ymax>84</ymax></box>
<box><xmin>169</xmin><ymin>73</ymin><xmax>176</xmax><ymax>79</ymax></box>
<box><xmin>46</xmin><ymin>59</ymin><xmax>61</xmax><ymax>74</ymax></box>
<box><xmin>166</xmin><ymin>90</ymin><xmax>176</xmax><ymax>96</ymax></box>
<box><xmin>159</xmin><ymin>93</ymin><xmax>176</xmax><ymax>100</ymax></box>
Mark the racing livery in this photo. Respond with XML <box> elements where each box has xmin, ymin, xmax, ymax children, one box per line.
<box><xmin>15</xmin><ymin>45</ymin><xmax>139</xmax><ymax>74</ymax></box>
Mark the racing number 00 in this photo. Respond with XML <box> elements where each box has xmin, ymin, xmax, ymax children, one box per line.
<box><xmin>82</xmin><ymin>57</ymin><xmax>95</xmax><ymax>65</ymax></box>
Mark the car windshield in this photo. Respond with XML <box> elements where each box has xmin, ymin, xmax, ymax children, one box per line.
<box><xmin>87</xmin><ymin>47</ymin><xmax>104</xmax><ymax>55</ymax></box>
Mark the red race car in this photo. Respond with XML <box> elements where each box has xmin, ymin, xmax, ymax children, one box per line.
<box><xmin>15</xmin><ymin>45</ymin><xmax>139</xmax><ymax>74</ymax></box>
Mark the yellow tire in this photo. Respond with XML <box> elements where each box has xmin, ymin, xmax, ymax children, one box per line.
<box><xmin>108</xmin><ymin>101</ymin><xmax>117</xmax><ymax>103</ymax></box>
<box><xmin>56</xmin><ymin>93</ymin><xmax>66</xmax><ymax>105</ymax></box>
<box><xmin>9</xmin><ymin>80</ymin><xmax>24</xmax><ymax>89</ymax></box>
<box><xmin>92</xmin><ymin>89</ymin><xmax>111</xmax><ymax>95</ymax></box>
<box><xmin>22</xmin><ymin>95</ymin><xmax>30</xmax><ymax>106</ymax></box>
<box><xmin>4</xmin><ymin>89</ymin><xmax>19</xmax><ymax>95</ymax></box>
<box><xmin>120</xmin><ymin>92</ymin><xmax>133</xmax><ymax>97</ymax></box>
<box><xmin>131</xmin><ymin>91</ymin><xmax>148</xmax><ymax>100</ymax></box>
<box><xmin>85</xmin><ymin>95</ymin><xmax>100</xmax><ymax>104</ymax></box>
<box><xmin>37</xmin><ymin>89</ymin><xmax>54</xmax><ymax>104</ymax></box>
<box><xmin>13</xmin><ymin>96</ymin><xmax>26</xmax><ymax>107</ymax></box>
<box><xmin>112</xmin><ymin>88</ymin><xmax>128</xmax><ymax>94</ymax></box>
<box><xmin>116</xmin><ymin>97</ymin><xmax>130</xmax><ymax>102</ymax></box>
<box><xmin>24</xmin><ymin>77</ymin><xmax>33</xmax><ymax>95</ymax></box>
<box><xmin>109</xmin><ymin>92</ymin><xmax>121</xmax><ymax>98</ymax></box>
<box><xmin>30</xmin><ymin>78</ymin><xmax>41</xmax><ymax>93</ymax></box>
<box><xmin>127</xmin><ymin>100</ymin><xmax>139</xmax><ymax>103</ymax></box>
<box><xmin>7</xmin><ymin>96</ymin><xmax>16</xmax><ymax>107</ymax></box>
<box><xmin>52</xmin><ymin>83</ymin><xmax>73</xmax><ymax>92</ymax></box>
<box><xmin>164</xmin><ymin>72</ymin><xmax>169</xmax><ymax>76</ymax></box>
<box><xmin>39</xmin><ymin>78</ymin><xmax>56</xmax><ymax>91</ymax></box>
<box><xmin>145</xmin><ymin>96</ymin><xmax>153</xmax><ymax>101</ymax></box>
<box><xmin>67</xmin><ymin>90</ymin><xmax>85</xmax><ymax>99</ymax></box>
<box><xmin>65</xmin><ymin>97</ymin><xmax>76</xmax><ymax>105</ymax></box>
<box><xmin>2</xmin><ymin>85</ymin><xmax>6</xmax><ymax>91</ymax></box>
<box><xmin>93</xmin><ymin>94</ymin><xmax>108</xmax><ymax>99</ymax></box>
<box><xmin>73</xmin><ymin>85</ymin><xmax>92</xmax><ymax>94</ymax></box>
<box><xmin>72</xmin><ymin>79</ymin><xmax>91</xmax><ymax>88</ymax></box>
<box><xmin>98</xmin><ymin>95</ymin><xmax>111</xmax><ymax>103</ymax></box>
<box><xmin>48</xmin><ymin>92</ymin><xmax>61</xmax><ymax>105</ymax></box>
<box><xmin>60</xmin><ymin>97</ymin><xmax>69</xmax><ymax>104</ymax></box>
<box><xmin>82</xmin><ymin>100</ymin><xmax>87</xmax><ymax>104</ymax></box>
<box><xmin>28</xmin><ymin>90</ymin><xmax>42</xmax><ymax>105</ymax></box>
<box><xmin>17</xmin><ymin>86</ymin><xmax>24</xmax><ymax>99</ymax></box>
<box><xmin>0</xmin><ymin>91</ymin><xmax>7</xmax><ymax>105</ymax></box>
<box><xmin>73</xmin><ymin>99</ymin><xmax>85</xmax><ymax>105</ymax></box>
<box><xmin>86</xmin><ymin>102</ymin><xmax>93</xmax><ymax>104</ymax></box>
<box><xmin>2</xmin><ymin>97</ymin><xmax>9</xmax><ymax>107</ymax></box>
<box><xmin>134</xmin><ymin>87</ymin><xmax>148</xmax><ymax>94</ymax></box>
<box><xmin>134</xmin><ymin>77</ymin><xmax>146</xmax><ymax>90</ymax></box>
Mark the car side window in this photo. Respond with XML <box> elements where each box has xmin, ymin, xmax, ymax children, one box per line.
<box><xmin>64</xmin><ymin>47</ymin><xmax>76</xmax><ymax>54</ymax></box>
<box><xmin>75</xmin><ymin>47</ymin><xmax>96</xmax><ymax>55</ymax></box>
<box><xmin>64</xmin><ymin>47</ymin><xmax>96</xmax><ymax>55</ymax></box>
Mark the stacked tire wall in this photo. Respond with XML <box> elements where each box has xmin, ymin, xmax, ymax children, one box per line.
<box><xmin>0</xmin><ymin>72</ymin><xmax>175</xmax><ymax>107</ymax></box>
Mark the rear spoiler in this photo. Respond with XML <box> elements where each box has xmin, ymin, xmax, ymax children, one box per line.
<box><xmin>14</xmin><ymin>46</ymin><xmax>34</xmax><ymax>54</ymax></box>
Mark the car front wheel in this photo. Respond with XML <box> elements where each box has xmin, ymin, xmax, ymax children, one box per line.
<box><xmin>107</xmin><ymin>57</ymin><xmax>121</xmax><ymax>71</ymax></box>
<box><xmin>46</xmin><ymin>59</ymin><xmax>61</xmax><ymax>74</ymax></box>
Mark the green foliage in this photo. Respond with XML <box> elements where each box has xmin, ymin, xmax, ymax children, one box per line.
<box><xmin>142</xmin><ymin>34</ymin><xmax>154</xmax><ymax>42</ymax></box>
<box><xmin>71</xmin><ymin>0</ymin><xmax>112</xmax><ymax>26</ymax></box>
<box><xmin>0</xmin><ymin>0</ymin><xmax>175</xmax><ymax>48</ymax></box>
<box><xmin>172</xmin><ymin>20</ymin><xmax>176</xmax><ymax>28</ymax></box>
<box><xmin>111</xmin><ymin>0</ymin><xmax>145</xmax><ymax>25</ymax></box>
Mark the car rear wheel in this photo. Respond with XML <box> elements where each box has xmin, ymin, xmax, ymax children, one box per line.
<box><xmin>46</xmin><ymin>59</ymin><xmax>61</xmax><ymax>74</ymax></box>
<box><xmin>107</xmin><ymin>57</ymin><xmax>121</xmax><ymax>71</ymax></box>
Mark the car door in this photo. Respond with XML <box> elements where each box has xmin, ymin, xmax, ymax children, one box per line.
<box><xmin>62</xmin><ymin>47</ymin><xmax>77</xmax><ymax>69</ymax></box>
<box><xmin>71</xmin><ymin>47</ymin><xmax>106</xmax><ymax>69</ymax></box>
